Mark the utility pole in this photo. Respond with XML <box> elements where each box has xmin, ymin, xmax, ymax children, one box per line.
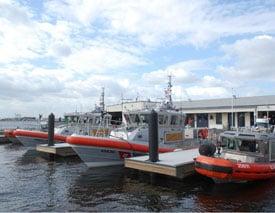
<box><xmin>231</xmin><ymin>88</ymin><xmax>236</xmax><ymax>129</ymax></box>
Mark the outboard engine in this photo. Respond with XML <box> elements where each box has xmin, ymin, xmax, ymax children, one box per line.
<box><xmin>199</xmin><ymin>143</ymin><xmax>216</xmax><ymax>157</ymax></box>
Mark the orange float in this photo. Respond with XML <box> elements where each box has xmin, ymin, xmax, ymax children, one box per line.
<box><xmin>67</xmin><ymin>135</ymin><xmax>175</xmax><ymax>153</ymax></box>
<box><xmin>14</xmin><ymin>129</ymin><xmax>66</xmax><ymax>142</ymax></box>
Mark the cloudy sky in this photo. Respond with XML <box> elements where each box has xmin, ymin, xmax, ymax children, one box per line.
<box><xmin>1</xmin><ymin>0</ymin><xmax>275</xmax><ymax>117</ymax></box>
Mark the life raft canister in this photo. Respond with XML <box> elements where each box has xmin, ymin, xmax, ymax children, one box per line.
<box><xmin>199</xmin><ymin>143</ymin><xmax>216</xmax><ymax>157</ymax></box>
<box><xmin>198</xmin><ymin>128</ymin><xmax>208</xmax><ymax>139</ymax></box>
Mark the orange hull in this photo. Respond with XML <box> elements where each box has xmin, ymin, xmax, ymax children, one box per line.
<box><xmin>67</xmin><ymin>135</ymin><xmax>175</xmax><ymax>153</ymax></box>
<box><xmin>195</xmin><ymin>155</ymin><xmax>275</xmax><ymax>182</ymax></box>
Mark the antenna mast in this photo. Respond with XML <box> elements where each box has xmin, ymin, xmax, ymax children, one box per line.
<box><xmin>99</xmin><ymin>87</ymin><xmax>105</xmax><ymax>111</ymax></box>
<box><xmin>164</xmin><ymin>75</ymin><xmax>173</xmax><ymax>109</ymax></box>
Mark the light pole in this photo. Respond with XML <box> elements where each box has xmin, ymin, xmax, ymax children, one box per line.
<box><xmin>231</xmin><ymin>88</ymin><xmax>236</xmax><ymax>130</ymax></box>
<box><xmin>231</xmin><ymin>95</ymin><xmax>234</xmax><ymax>129</ymax></box>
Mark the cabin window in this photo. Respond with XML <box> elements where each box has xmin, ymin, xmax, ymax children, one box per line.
<box><xmin>216</xmin><ymin>113</ymin><xmax>222</xmax><ymax>125</ymax></box>
<box><xmin>129</xmin><ymin>114</ymin><xmax>136</xmax><ymax>123</ymax></box>
<box><xmin>227</xmin><ymin>139</ymin><xmax>236</xmax><ymax>150</ymax></box>
<box><xmin>104</xmin><ymin>116</ymin><xmax>111</xmax><ymax>125</ymax></box>
<box><xmin>124</xmin><ymin>114</ymin><xmax>131</xmax><ymax>124</ymax></box>
<box><xmin>239</xmin><ymin>140</ymin><xmax>257</xmax><ymax>152</ymax></box>
<box><xmin>158</xmin><ymin>115</ymin><xmax>165</xmax><ymax>125</ymax></box>
<box><xmin>158</xmin><ymin>115</ymin><xmax>168</xmax><ymax>125</ymax></box>
<box><xmin>129</xmin><ymin>114</ymin><xmax>140</xmax><ymax>124</ymax></box>
<box><xmin>140</xmin><ymin>114</ymin><xmax>150</xmax><ymax>124</ymax></box>
<box><xmin>95</xmin><ymin>116</ymin><xmax>101</xmax><ymax>125</ymax></box>
<box><xmin>221</xmin><ymin>137</ymin><xmax>228</xmax><ymax>147</ymax></box>
<box><xmin>170</xmin><ymin>115</ymin><xmax>180</xmax><ymax>125</ymax></box>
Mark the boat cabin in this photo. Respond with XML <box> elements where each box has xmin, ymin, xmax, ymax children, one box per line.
<box><xmin>122</xmin><ymin>110</ymin><xmax>185</xmax><ymax>128</ymax></box>
<box><xmin>64</xmin><ymin>112</ymin><xmax>112</xmax><ymax>127</ymax></box>
<box><xmin>219</xmin><ymin>131</ymin><xmax>275</xmax><ymax>163</ymax></box>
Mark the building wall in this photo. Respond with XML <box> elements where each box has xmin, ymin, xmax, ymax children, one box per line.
<box><xmin>208</xmin><ymin>113</ymin><xmax>216</xmax><ymax>128</ymax></box>
<box><xmin>245</xmin><ymin>112</ymin><xmax>250</xmax><ymax>127</ymax></box>
<box><xmin>222</xmin><ymin>113</ymin><xmax>228</xmax><ymax>129</ymax></box>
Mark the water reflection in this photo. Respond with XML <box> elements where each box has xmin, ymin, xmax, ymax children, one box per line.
<box><xmin>69</xmin><ymin>167</ymin><xmax>207</xmax><ymax>211</ymax></box>
<box><xmin>196</xmin><ymin>179</ymin><xmax>275</xmax><ymax>212</ymax></box>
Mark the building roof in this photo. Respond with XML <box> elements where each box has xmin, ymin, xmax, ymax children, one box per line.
<box><xmin>174</xmin><ymin>95</ymin><xmax>275</xmax><ymax>110</ymax></box>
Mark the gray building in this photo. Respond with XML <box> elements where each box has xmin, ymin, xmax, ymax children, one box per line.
<box><xmin>175</xmin><ymin>95</ymin><xmax>275</xmax><ymax>129</ymax></box>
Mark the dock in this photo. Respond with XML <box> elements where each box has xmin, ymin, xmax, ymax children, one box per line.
<box><xmin>125</xmin><ymin>148</ymin><xmax>199</xmax><ymax>178</ymax></box>
<box><xmin>0</xmin><ymin>135</ymin><xmax>10</xmax><ymax>144</ymax></box>
<box><xmin>36</xmin><ymin>143</ymin><xmax>77</xmax><ymax>157</ymax></box>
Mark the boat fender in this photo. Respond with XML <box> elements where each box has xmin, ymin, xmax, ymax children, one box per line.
<box><xmin>199</xmin><ymin>143</ymin><xmax>216</xmax><ymax>156</ymax></box>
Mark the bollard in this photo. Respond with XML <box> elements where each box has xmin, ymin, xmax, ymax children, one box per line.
<box><xmin>149</xmin><ymin>109</ymin><xmax>159</xmax><ymax>162</ymax></box>
<box><xmin>48</xmin><ymin>113</ymin><xmax>55</xmax><ymax>147</ymax></box>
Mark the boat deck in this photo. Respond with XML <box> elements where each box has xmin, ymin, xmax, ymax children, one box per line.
<box><xmin>125</xmin><ymin>148</ymin><xmax>199</xmax><ymax>178</ymax></box>
<box><xmin>36</xmin><ymin>143</ymin><xmax>77</xmax><ymax>157</ymax></box>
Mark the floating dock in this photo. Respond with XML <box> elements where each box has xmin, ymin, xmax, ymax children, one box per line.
<box><xmin>0</xmin><ymin>135</ymin><xmax>9</xmax><ymax>144</ymax></box>
<box><xmin>36</xmin><ymin>143</ymin><xmax>77</xmax><ymax>157</ymax></box>
<box><xmin>125</xmin><ymin>148</ymin><xmax>199</xmax><ymax>178</ymax></box>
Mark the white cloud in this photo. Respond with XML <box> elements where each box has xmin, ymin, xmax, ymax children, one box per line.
<box><xmin>219</xmin><ymin>35</ymin><xmax>275</xmax><ymax>80</ymax></box>
<box><xmin>142</xmin><ymin>60</ymin><xmax>205</xmax><ymax>84</ymax></box>
<box><xmin>185</xmin><ymin>86</ymin><xmax>230</xmax><ymax>99</ymax></box>
<box><xmin>44</xmin><ymin>0</ymin><xmax>275</xmax><ymax>47</ymax></box>
<box><xmin>61</xmin><ymin>41</ymin><xmax>146</xmax><ymax>74</ymax></box>
<box><xmin>0</xmin><ymin>64</ymin><xmax>65</xmax><ymax>101</ymax></box>
<box><xmin>1</xmin><ymin>0</ymin><xmax>275</xmax><ymax>117</ymax></box>
<box><xmin>201</xmin><ymin>75</ymin><xmax>235</xmax><ymax>88</ymax></box>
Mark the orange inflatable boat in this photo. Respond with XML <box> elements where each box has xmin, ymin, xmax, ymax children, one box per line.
<box><xmin>195</xmin><ymin>155</ymin><xmax>275</xmax><ymax>182</ymax></box>
<box><xmin>194</xmin><ymin>131</ymin><xmax>275</xmax><ymax>183</ymax></box>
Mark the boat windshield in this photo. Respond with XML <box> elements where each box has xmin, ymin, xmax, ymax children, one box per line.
<box><xmin>170</xmin><ymin>115</ymin><xmax>181</xmax><ymax>125</ymax></box>
<box><xmin>88</xmin><ymin>118</ymin><xmax>93</xmax><ymax>124</ymax></box>
<box><xmin>124</xmin><ymin>114</ymin><xmax>131</xmax><ymax>124</ymax></box>
<box><xmin>158</xmin><ymin>114</ymin><xmax>168</xmax><ymax>125</ymax></box>
<box><xmin>124</xmin><ymin>113</ymin><xmax>149</xmax><ymax>126</ymax></box>
<box><xmin>95</xmin><ymin>116</ymin><xmax>101</xmax><ymax>125</ymax></box>
<box><xmin>256</xmin><ymin>122</ymin><xmax>268</xmax><ymax>128</ymax></box>
<box><xmin>222</xmin><ymin>137</ymin><xmax>260</xmax><ymax>153</ymax></box>
<box><xmin>129</xmin><ymin>114</ymin><xmax>141</xmax><ymax>124</ymax></box>
<box><xmin>139</xmin><ymin>114</ymin><xmax>150</xmax><ymax>124</ymax></box>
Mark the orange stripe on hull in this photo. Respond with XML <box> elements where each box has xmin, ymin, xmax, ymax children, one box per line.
<box><xmin>195</xmin><ymin>155</ymin><xmax>275</xmax><ymax>182</ymax></box>
<box><xmin>67</xmin><ymin>135</ymin><xmax>174</xmax><ymax>153</ymax></box>
<box><xmin>4</xmin><ymin>129</ymin><xmax>15</xmax><ymax>138</ymax></box>
<box><xmin>14</xmin><ymin>129</ymin><xmax>66</xmax><ymax>142</ymax></box>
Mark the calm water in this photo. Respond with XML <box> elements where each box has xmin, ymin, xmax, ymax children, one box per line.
<box><xmin>1</xmin><ymin>143</ymin><xmax>275</xmax><ymax>212</ymax></box>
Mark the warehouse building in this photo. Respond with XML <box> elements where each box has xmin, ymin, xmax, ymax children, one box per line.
<box><xmin>175</xmin><ymin>95</ymin><xmax>275</xmax><ymax>129</ymax></box>
<box><xmin>106</xmin><ymin>95</ymin><xmax>275</xmax><ymax>130</ymax></box>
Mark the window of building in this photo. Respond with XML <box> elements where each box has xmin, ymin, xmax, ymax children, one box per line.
<box><xmin>250</xmin><ymin>112</ymin><xmax>255</xmax><ymax>126</ymax></box>
<box><xmin>197</xmin><ymin>113</ymin><xmax>208</xmax><ymax>128</ymax></box>
<box><xmin>238</xmin><ymin>112</ymin><xmax>245</xmax><ymax>127</ymax></box>
<box><xmin>216</xmin><ymin>113</ymin><xmax>222</xmax><ymax>125</ymax></box>
<box><xmin>228</xmin><ymin>113</ymin><xmax>235</xmax><ymax>128</ymax></box>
